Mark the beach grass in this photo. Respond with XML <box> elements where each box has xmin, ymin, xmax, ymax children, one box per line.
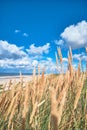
<box><xmin>0</xmin><ymin>48</ymin><xmax>87</xmax><ymax>130</ymax></box>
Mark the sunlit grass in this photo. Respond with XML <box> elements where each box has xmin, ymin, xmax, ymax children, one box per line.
<box><xmin>0</xmin><ymin>47</ymin><xmax>87</xmax><ymax>130</ymax></box>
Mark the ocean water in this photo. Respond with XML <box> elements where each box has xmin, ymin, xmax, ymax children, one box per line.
<box><xmin>0</xmin><ymin>73</ymin><xmax>32</xmax><ymax>77</ymax></box>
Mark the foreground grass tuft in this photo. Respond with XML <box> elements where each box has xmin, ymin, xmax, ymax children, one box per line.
<box><xmin>0</xmin><ymin>48</ymin><xmax>87</xmax><ymax>130</ymax></box>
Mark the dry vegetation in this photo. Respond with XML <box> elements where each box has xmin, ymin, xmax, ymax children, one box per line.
<box><xmin>0</xmin><ymin>48</ymin><xmax>87</xmax><ymax>130</ymax></box>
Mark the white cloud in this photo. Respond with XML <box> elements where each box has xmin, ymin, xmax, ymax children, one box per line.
<box><xmin>61</xmin><ymin>20</ymin><xmax>87</xmax><ymax>48</ymax></box>
<box><xmin>14</xmin><ymin>30</ymin><xmax>21</xmax><ymax>33</ymax></box>
<box><xmin>0</xmin><ymin>40</ymin><xmax>32</xmax><ymax>71</ymax></box>
<box><xmin>0</xmin><ymin>40</ymin><xmax>56</xmax><ymax>73</ymax></box>
<box><xmin>47</xmin><ymin>57</ymin><xmax>52</xmax><ymax>61</ymax></box>
<box><xmin>0</xmin><ymin>59</ymin><xmax>34</xmax><ymax>73</ymax></box>
<box><xmin>0</xmin><ymin>40</ymin><xmax>27</xmax><ymax>59</ymax></box>
<box><xmin>81</xmin><ymin>55</ymin><xmax>87</xmax><ymax>61</ymax></box>
<box><xmin>14</xmin><ymin>30</ymin><xmax>29</xmax><ymax>37</ymax></box>
<box><xmin>26</xmin><ymin>43</ymin><xmax>50</xmax><ymax>55</ymax></box>
<box><xmin>23</xmin><ymin>33</ymin><xmax>28</xmax><ymax>37</ymax></box>
<box><xmin>63</xmin><ymin>57</ymin><xmax>68</xmax><ymax>62</ymax></box>
<box><xmin>54</xmin><ymin>39</ymin><xmax>64</xmax><ymax>45</ymax></box>
<box><xmin>0</xmin><ymin>57</ymin><xmax>31</xmax><ymax>68</ymax></box>
<box><xmin>73</xmin><ymin>52</ymin><xmax>85</xmax><ymax>60</ymax></box>
<box><xmin>39</xmin><ymin>58</ymin><xmax>57</xmax><ymax>73</ymax></box>
<box><xmin>32</xmin><ymin>60</ymin><xmax>38</xmax><ymax>67</ymax></box>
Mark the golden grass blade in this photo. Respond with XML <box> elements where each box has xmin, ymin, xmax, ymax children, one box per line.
<box><xmin>57</xmin><ymin>47</ymin><xmax>62</xmax><ymax>63</ymax></box>
<box><xmin>74</xmin><ymin>74</ymin><xmax>85</xmax><ymax>110</ymax></box>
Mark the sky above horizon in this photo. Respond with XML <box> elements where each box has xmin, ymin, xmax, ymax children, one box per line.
<box><xmin>0</xmin><ymin>0</ymin><xmax>87</xmax><ymax>73</ymax></box>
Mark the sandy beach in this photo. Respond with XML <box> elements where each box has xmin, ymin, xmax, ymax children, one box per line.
<box><xmin>0</xmin><ymin>75</ymin><xmax>33</xmax><ymax>85</ymax></box>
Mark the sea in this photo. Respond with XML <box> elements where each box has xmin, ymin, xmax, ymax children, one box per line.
<box><xmin>0</xmin><ymin>73</ymin><xmax>32</xmax><ymax>77</ymax></box>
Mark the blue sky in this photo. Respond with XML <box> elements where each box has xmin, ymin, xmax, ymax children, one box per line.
<box><xmin>0</xmin><ymin>0</ymin><xmax>87</xmax><ymax>73</ymax></box>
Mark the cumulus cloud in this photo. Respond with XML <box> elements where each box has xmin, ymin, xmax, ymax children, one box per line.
<box><xmin>73</xmin><ymin>52</ymin><xmax>85</xmax><ymax>60</ymax></box>
<box><xmin>26</xmin><ymin>43</ymin><xmax>50</xmax><ymax>55</ymax></box>
<box><xmin>38</xmin><ymin>58</ymin><xmax>57</xmax><ymax>73</ymax></box>
<box><xmin>32</xmin><ymin>60</ymin><xmax>38</xmax><ymax>67</ymax></box>
<box><xmin>54</xmin><ymin>39</ymin><xmax>64</xmax><ymax>46</ymax></box>
<box><xmin>63</xmin><ymin>57</ymin><xmax>68</xmax><ymax>62</ymax></box>
<box><xmin>0</xmin><ymin>57</ymin><xmax>31</xmax><ymax>68</ymax></box>
<box><xmin>0</xmin><ymin>40</ymin><xmax>27</xmax><ymax>60</ymax></box>
<box><xmin>0</xmin><ymin>40</ymin><xmax>32</xmax><ymax>71</ymax></box>
<box><xmin>61</xmin><ymin>20</ymin><xmax>87</xmax><ymax>48</ymax></box>
<box><xmin>0</xmin><ymin>40</ymin><xmax>57</xmax><ymax>73</ymax></box>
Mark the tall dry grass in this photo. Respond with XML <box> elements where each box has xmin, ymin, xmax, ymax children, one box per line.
<box><xmin>0</xmin><ymin>47</ymin><xmax>87</xmax><ymax>130</ymax></box>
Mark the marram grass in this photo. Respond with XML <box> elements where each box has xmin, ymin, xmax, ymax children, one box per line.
<box><xmin>0</xmin><ymin>48</ymin><xmax>87</xmax><ymax>130</ymax></box>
